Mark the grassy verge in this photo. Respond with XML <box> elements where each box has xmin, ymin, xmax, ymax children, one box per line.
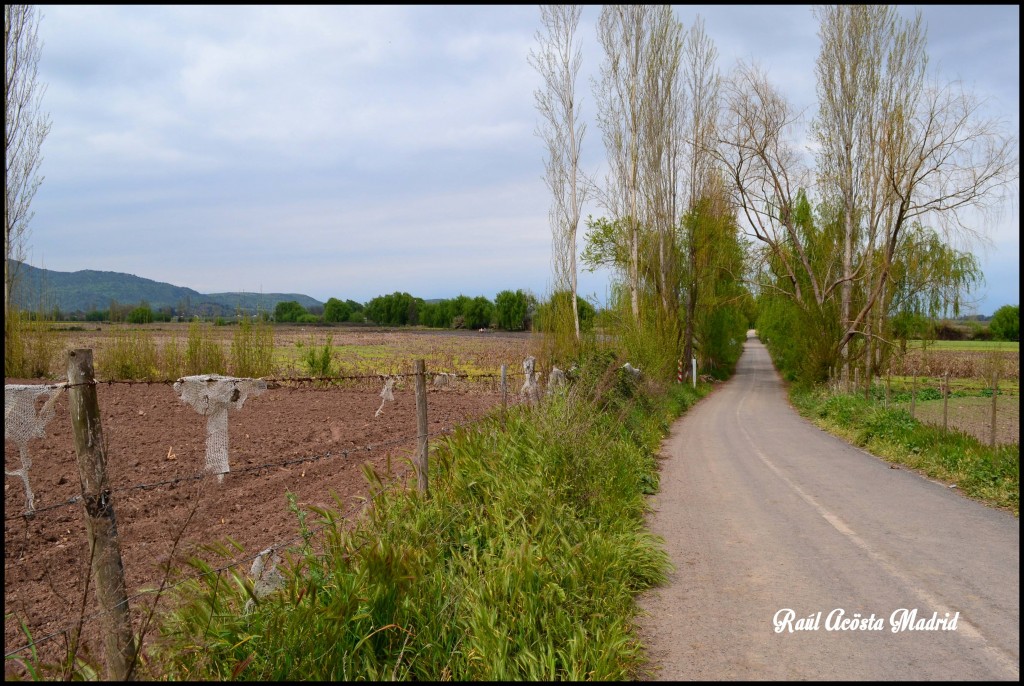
<box><xmin>148</xmin><ymin>360</ymin><xmax>710</xmax><ymax>680</ymax></box>
<box><xmin>790</xmin><ymin>386</ymin><xmax>1019</xmax><ymax>516</ymax></box>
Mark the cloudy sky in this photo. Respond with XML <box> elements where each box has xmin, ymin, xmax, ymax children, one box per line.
<box><xmin>26</xmin><ymin>5</ymin><xmax>1019</xmax><ymax>314</ymax></box>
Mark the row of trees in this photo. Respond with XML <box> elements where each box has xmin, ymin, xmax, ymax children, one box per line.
<box><xmin>360</xmin><ymin>289</ymin><xmax>588</xmax><ymax>331</ymax></box>
<box><xmin>747</xmin><ymin>6</ymin><xmax>1016</xmax><ymax>384</ymax></box>
<box><xmin>532</xmin><ymin>6</ymin><xmax>752</xmax><ymax>379</ymax></box>
<box><xmin>529</xmin><ymin>6</ymin><xmax>1016</xmax><ymax>384</ymax></box>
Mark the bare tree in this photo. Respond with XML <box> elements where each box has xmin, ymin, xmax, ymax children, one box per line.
<box><xmin>5</xmin><ymin>4</ymin><xmax>51</xmax><ymax>319</ymax></box>
<box><xmin>530</xmin><ymin>4</ymin><xmax>588</xmax><ymax>341</ymax></box>
<box><xmin>595</xmin><ymin>4</ymin><xmax>655</xmax><ymax>321</ymax></box>
<box><xmin>721</xmin><ymin>6</ymin><xmax>1018</xmax><ymax>378</ymax></box>
<box><xmin>680</xmin><ymin>16</ymin><xmax>720</xmax><ymax>379</ymax></box>
<box><xmin>718</xmin><ymin>61</ymin><xmax>815</xmax><ymax>306</ymax></box>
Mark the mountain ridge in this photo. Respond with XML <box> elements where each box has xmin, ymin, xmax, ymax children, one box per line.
<box><xmin>8</xmin><ymin>260</ymin><xmax>323</xmax><ymax>316</ymax></box>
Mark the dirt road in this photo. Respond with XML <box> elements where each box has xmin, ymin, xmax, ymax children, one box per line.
<box><xmin>637</xmin><ymin>334</ymin><xmax>1019</xmax><ymax>680</ymax></box>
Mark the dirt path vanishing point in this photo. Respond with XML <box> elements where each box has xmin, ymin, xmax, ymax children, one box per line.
<box><xmin>637</xmin><ymin>334</ymin><xmax>1019</xmax><ymax>680</ymax></box>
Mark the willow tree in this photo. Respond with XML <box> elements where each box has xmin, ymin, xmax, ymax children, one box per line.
<box><xmin>5</xmin><ymin>4</ymin><xmax>51</xmax><ymax>319</ymax></box>
<box><xmin>721</xmin><ymin>6</ymin><xmax>1017</xmax><ymax>382</ymax></box>
<box><xmin>530</xmin><ymin>4</ymin><xmax>588</xmax><ymax>343</ymax></box>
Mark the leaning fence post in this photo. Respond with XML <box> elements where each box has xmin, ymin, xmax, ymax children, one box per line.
<box><xmin>990</xmin><ymin>370</ymin><xmax>999</xmax><ymax>448</ymax></box>
<box><xmin>942</xmin><ymin>372</ymin><xmax>949</xmax><ymax>431</ymax></box>
<box><xmin>500</xmin><ymin>363</ymin><xmax>507</xmax><ymax>426</ymax></box>
<box><xmin>67</xmin><ymin>349</ymin><xmax>136</xmax><ymax>681</ymax></box>
<box><xmin>414</xmin><ymin>359</ymin><xmax>429</xmax><ymax>497</ymax></box>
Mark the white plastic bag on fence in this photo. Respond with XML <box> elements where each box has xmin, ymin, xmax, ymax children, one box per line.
<box><xmin>375</xmin><ymin>376</ymin><xmax>396</xmax><ymax>417</ymax></box>
<box><xmin>547</xmin><ymin>366</ymin><xmax>567</xmax><ymax>396</ymax></box>
<box><xmin>5</xmin><ymin>383</ymin><xmax>65</xmax><ymax>514</ymax></box>
<box><xmin>520</xmin><ymin>356</ymin><xmax>541</xmax><ymax>404</ymax></box>
<box><xmin>173</xmin><ymin>375</ymin><xmax>266</xmax><ymax>482</ymax></box>
<box><xmin>243</xmin><ymin>547</ymin><xmax>286</xmax><ymax>614</ymax></box>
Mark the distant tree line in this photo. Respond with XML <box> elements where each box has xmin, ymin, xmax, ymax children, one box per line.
<box><xmin>39</xmin><ymin>288</ymin><xmax>618</xmax><ymax>334</ymax></box>
<box><xmin>362</xmin><ymin>290</ymin><xmax>538</xmax><ymax>330</ymax></box>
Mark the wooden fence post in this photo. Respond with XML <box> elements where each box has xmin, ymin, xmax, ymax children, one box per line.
<box><xmin>910</xmin><ymin>372</ymin><xmax>917</xmax><ymax>419</ymax></box>
<box><xmin>66</xmin><ymin>349</ymin><xmax>136</xmax><ymax>681</ymax></box>
<box><xmin>885</xmin><ymin>364</ymin><xmax>891</xmax><ymax>409</ymax></box>
<box><xmin>942</xmin><ymin>372</ymin><xmax>949</xmax><ymax>431</ymax></box>
<box><xmin>414</xmin><ymin>359</ymin><xmax>429</xmax><ymax>497</ymax></box>
<box><xmin>865</xmin><ymin>360</ymin><xmax>872</xmax><ymax>402</ymax></box>
<box><xmin>500</xmin><ymin>363</ymin><xmax>507</xmax><ymax>427</ymax></box>
<box><xmin>990</xmin><ymin>370</ymin><xmax>999</xmax><ymax>448</ymax></box>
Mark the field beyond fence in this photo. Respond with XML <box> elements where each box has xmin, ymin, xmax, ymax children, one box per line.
<box><xmin>5</xmin><ymin>327</ymin><xmax>542</xmax><ymax>678</ymax></box>
<box><xmin>830</xmin><ymin>341</ymin><xmax>1020</xmax><ymax>447</ymax></box>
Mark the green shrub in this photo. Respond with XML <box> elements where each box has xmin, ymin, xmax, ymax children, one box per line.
<box><xmin>301</xmin><ymin>334</ymin><xmax>334</xmax><ymax>377</ymax></box>
<box><xmin>127</xmin><ymin>306</ymin><xmax>154</xmax><ymax>324</ymax></box>
<box><xmin>990</xmin><ymin>304</ymin><xmax>1019</xmax><ymax>342</ymax></box>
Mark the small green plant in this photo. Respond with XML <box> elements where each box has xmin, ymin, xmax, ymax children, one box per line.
<box><xmin>301</xmin><ymin>334</ymin><xmax>334</xmax><ymax>377</ymax></box>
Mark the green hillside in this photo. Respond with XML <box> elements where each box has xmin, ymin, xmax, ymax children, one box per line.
<box><xmin>8</xmin><ymin>260</ymin><xmax>323</xmax><ymax>316</ymax></box>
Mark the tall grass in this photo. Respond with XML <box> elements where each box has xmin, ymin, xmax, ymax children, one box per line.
<box><xmin>151</xmin><ymin>356</ymin><xmax>709</xmax><ymax>680</ymax></box>
<box><xmin>185</xmin><ymin>320</ymin><xmax>227</xmax><ymax>375</ymax></box>
<box><xmin>230</xmin><ymin>316</ymin><xmax>275</xmax><ymax>378</ymax></box>
<box><xmin>96</xmin><ymin>327</ymin><xmax>160</xmax><ymax>380</ymax></box>
<box><xmin>160</xmin><ymin>335</ymin><xmax>185</xmax><ymax>379</ymax></box>
<box><xmin>4</xmin><ymin>308</ymin><xmax>66</xmax><ymax>378</ymax></box>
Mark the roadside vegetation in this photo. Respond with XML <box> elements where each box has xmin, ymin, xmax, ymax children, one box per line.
<box><xmin>143</xmin><ymin>352</ymin><xmax>709</xmax><ymax>680</ymax></box>
<box><xmin>790</xmin><ymin>385</ymin><xmax>1018</xmax><ymax>516</ymax></box>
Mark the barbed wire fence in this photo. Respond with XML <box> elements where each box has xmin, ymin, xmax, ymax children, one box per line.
<box><xmin>4</xmin><ymin>350</ymin><xmax>547</xmax><ymax>678</ymax></box>
<box><xmin>827</xmin><ymin>352</ymin><xmax>1020</xmax><ymax>448</ymax></box>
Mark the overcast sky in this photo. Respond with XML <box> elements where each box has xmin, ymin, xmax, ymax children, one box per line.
<box><xmin>26</xmin><ymin>5</ymin><xmax>1019</xmax><ymax>314</ymax></box>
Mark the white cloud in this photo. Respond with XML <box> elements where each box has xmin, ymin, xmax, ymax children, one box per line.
<box><xmin>25</xmin><ymin>5</ymin><xmax>1018</xmax><ymax>316</ymax></box>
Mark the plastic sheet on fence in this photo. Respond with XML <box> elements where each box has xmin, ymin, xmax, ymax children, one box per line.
<box><xmin>5</xmin><ymin>383</ymin><xmax>65</xmax><ymax>514</ymax></box>
<box><xmin>375</xmin><ymin>376</ymin><xmax>396</xmax><ymax>417</ymax></box>
<box><xmin>173</xmin><ymin>375</ymin><xmax>267</xmax><ymax>481</ymax></box>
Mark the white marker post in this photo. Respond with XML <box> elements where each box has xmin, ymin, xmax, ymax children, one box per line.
<box><xmin>692</xmin><ymin>357</ymin><xmax>697</xmax><ymax>389</ymax></box>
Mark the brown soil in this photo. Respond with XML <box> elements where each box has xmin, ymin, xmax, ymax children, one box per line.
<box><xmin>902</xmin><ymin>395</ymin><xmax>1020</xmax><ymax>446</ymax></box>
<box><xmin>4</xmin><ymin>375</ymin><xmax>510</xmax><ymax>677</ymax></box>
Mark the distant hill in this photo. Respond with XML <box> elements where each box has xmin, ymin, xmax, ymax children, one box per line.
<box><xmin>8</xmin><ymin>260</ymin><xmax>323</xmax><ymax>316</ymax></box>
